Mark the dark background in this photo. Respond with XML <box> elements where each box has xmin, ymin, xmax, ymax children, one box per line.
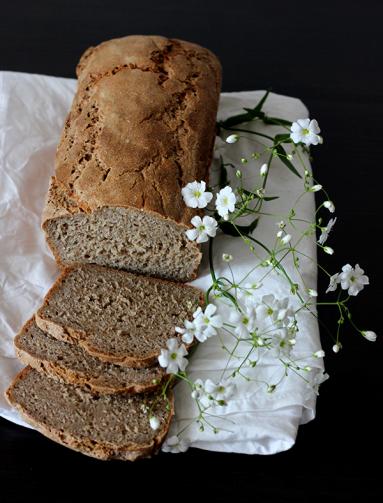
<box><xmin>0</xmin><ymin>0</ymin><xmax>382</xmax><ymax>501</ymax></box>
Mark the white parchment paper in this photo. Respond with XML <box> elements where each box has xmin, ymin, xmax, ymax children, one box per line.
<box><xmin>0</xmin><ymin>71</ymin><xmax>326</xmax><ymax>453</ymax></box>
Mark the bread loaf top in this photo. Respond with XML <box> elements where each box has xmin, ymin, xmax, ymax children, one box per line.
<box><xmin>55</xmin><ymin>35</ymin><xmax>221</xmax><ymax>226</ymax></box>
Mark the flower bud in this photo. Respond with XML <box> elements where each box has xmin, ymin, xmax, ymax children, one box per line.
<box><xmin>313</xmin><ymin>350</ymin><xmax>325</xmax><ymax>358</ymax></box>
<box><xmin>225</xmin><ymin>134</ymin><xmax>239</xmax><ymax>144</ymax></box>
<box><xmin>362</xmin><ymin>330</ymin><xmax>377</xmax><ymax>342</ymax></box>
<box><xmin>260</xmin><ymin>163</ymin><xmax>268</xmax><ymax>176</ymax></box>
<box><xmin>222</xmin><ymin>253</ymin><xmax>233</xmax><ymax>262</ymax></box>
<box><xmin>332</xmin><ymin>344</ymin><xmax>340</xmax><ymax>353</ymax></box>
<box><xmin>323</xmin><ymin>200</ymin><xmax>335</xmax><ymax>213</ymax></box>
<box><xmin>310</xmin><ymin>184</ymin><xmax>323</xmax><ymax>192</ymax></box>
<box><xmin>308</xmin><ymin>289</ymin><xmax>318</xmax><ymax>297</ymax></box>
<box><xmin>281</xmin><ymin>234</ymin><xmax>292</xmax><ymax>245</ymax></box>
<box><xmin>324</xmin><ymin>246</ymin><xmax>334</xmax><ymax>255</ymax></box>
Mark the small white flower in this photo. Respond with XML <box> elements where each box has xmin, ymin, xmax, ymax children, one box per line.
<box><xmin>313</xmin><ymin>349</ymin><xmax>325</xmax><ymax>358</ymax></box>
<box><xmin>338</xmin><ymin>264</ymin><xmax>369</xmax><ymax>296</ymax></box>
<box><xmin>175</xmin><ymin>319</ymin><xmax>197</xmax><ymax>344</ymax></box>
<box><xmin>158</xmin><ymin>338</ymin><xmax>188</xmax><ymax>374</ymax></box>
<box><xmin>276</xmin><ymin>230</ymin><xmax>283</xmax><ymax>238</ymax></box>
<box><xmin>229</xmin><ymin>306</ymin><xmax>256</xmax><ymax>338</ymax></box>
<box><xmin>324</xmin><ymin>246</ymin><xmax>334</xmax><ymax>255</ymax></box>
<box><xmin>222</xmin><ymin>253</ymin><xmax>233</xmax><ymax>262</ymax></box>
<box><xmin>326</xmin><ymin>273</ymin><xmax>339</xmax><ymax>293</ymax></box>
<box><xmin>310</xmin><ymin>184</ymin><xmax>323</xmax><ymax>192</ymax></box>
<box><xmin>181</xmin><ymin>180</ymin><xmax>213</xmax><ymax>209</ymax></box>
<box><xmin>194</xmin><ymin>304</ymin><xmax>223</xmax><ymax>341</ymax></box>
<box><xmin>162</xmin><ymin>435</ymin><xmax>189</xmax><ymax>454</ymax></box>
<box><xmin>362</xmin><ymin>331</ymin><xmax>377</xmax><ymax>342</ymax></box>
<box><xmin>332</xmin><ymin>343</ymin><xmax>340</xmax><ymax>353</ymax></box>
<box><xmin>318</xmin><ymin>217</ymin><xmax>337</xmax><ymax>245</ymax></box>
<box><xmin>290</xmin><ymin>118</ymin><xmax>322</xmax><ymax>146</ymax></box>
<box><xmin>256</xmin><ymin>295</ymin><xmax>293</xmax><ymax>327</ymax></box>
<box><xmin>204</xmin><ymin>378</ymin><xmax>237</xmax><ymax>405</ymax></box>
<box><xmin>216</xmin><ymin>186</ymin><xmax>236</xmax><ymax>220</ymax></box>
<box><xmin>323</xmin><ymin>200</ymin><xmax>335</xmax><ymax>213</ymax></box>
<box><xmin>185</xmin><ymin>215</ymin><xmax>218</xmax><ymax>244</ymax></box>
<box><xmin>281</xmin><ymin>234</ymin><xmax>292</xmax><ymax>245</ymax></box>
<box><xmin>277</xmin><ymin>220</ymin><xmax>286</xmax><ymax>229</ymax></box>
<box><xmin>149</xmin><ymin>416</ymin><xmax>160</xmax><ymax>430</ymax></box>
<box><xmin>226</xmin><ymin>133</ymin><xmax>239</xmax><ymax>144</ymax></box>
<box><xmin>308</xmin><ymin>289</ymin><xmax>318</xmax><ymax>297</ymax></box>
<box><xmin>260</xmin><ymin>163</ymin><xmax>268</xmax><ymax>176</ymax></box>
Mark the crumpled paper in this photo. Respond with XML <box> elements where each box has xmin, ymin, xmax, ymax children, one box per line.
<box><xmin>0</xmin><ymin>71</ymin><xmax>326</xmax><ymax>453</ymax></box>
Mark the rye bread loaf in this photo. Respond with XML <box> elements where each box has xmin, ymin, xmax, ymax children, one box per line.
<box><xmin>42</xmin><ymin>35</ymin><xmax>222</xmax><ymax>282</ymax></box>
<box><xmin>35</xmin><ymin>264</ymin><xmax>203</xmax><ymax>367</ymax></box>
<box><xmin>6</xmin><ymin>367</ymin><xmax>173</xmax><ymax>460</ymax></box>
<box><xmin>15</xmin><ymin>318</ymin><xmax>166</xmax><ymax>394</ymax></box>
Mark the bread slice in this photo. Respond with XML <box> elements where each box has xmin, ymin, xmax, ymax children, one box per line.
<box><xmin>42</xmin><ymin>35</ymin><xmax>222</xmax><ymax>282</ymax></box>
<box><xmin>15</xmin><ymin>318</ymin><xmax>166</xmax><ymax>394</ymax></box>
<box><xmin>36</xmin><ymin>264</ymin><xmax>203</xmax><ymax>367</ymax></box>
<box><xmin>6</xmin><ymin>367</ymin><xmax>173</xmax><ymax>460</ymax></box>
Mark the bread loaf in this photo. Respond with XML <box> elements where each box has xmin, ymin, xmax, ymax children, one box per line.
<box><xmin>43</xmin><ymin>35</ymin><xmax>221</xmax><ymax>281</ymax></box>
<box><xmin>6</xmin><ymin>367</ymin><xmax>173</xmax><ymax>460</ymax></box>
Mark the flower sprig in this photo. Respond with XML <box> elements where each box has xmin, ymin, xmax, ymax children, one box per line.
<box><xmin>153</xmin><ymin>91</ymin><xmax>377</xmax><ymax>453</ymax></box>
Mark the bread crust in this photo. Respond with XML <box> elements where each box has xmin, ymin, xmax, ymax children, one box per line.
<box><xmin>6</xmin><ymin>367</ymin><xmax>174</xmax><ymax>461</ymax></box>
<box><xmin>35</xmin><ymin>264</ymin><xmax>205</xmax><ymax>367</ymax></box>
<box><xmin>15</xmin><ymin>318</ymin><xmax>167</xmax><ymax>394</ymax></box>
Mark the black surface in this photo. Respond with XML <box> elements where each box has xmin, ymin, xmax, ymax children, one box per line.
<box><xmin>0</xmin><ymin>1</ymin><xmax>382</xmax><ymax>501</ymax></box>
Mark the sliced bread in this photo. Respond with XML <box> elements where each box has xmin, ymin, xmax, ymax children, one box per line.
<box><xmin>36</xmin><ymin>264</ymin><xmax>203</xmax><ymax>367</ymax></box>
<box><xmin>15</xmin><ymin>318</ymin><xmax>166</xmax><ymax>394</ymax></box>
<box><xmin>6</xmin><ymin>367</ymin><xmax>173</xmax><ymax>461</ymax></box>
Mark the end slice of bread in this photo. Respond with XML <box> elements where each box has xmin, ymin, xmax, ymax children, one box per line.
<box><xmin>6</xmin><ymin>367</ymin><xmax>173</xmax><ymax>461</ymax></box>
<box><xmin>35</xmin><ymin>264</ymin><xmax>203</xmax><ymax>367</ymax></box>
<box><xmin>15</xmin><ymin>318</ymin><xmax>166</xmax><ymax>394</ymax></box>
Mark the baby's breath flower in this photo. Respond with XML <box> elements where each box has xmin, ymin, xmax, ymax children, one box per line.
<box><xmin>225</xmin><ymin>133</ymin><xmax>239</xmax><ymax>144</ymax></box>
<box><xmin>185</xmin><ymin>215</ymin><xmax>218</xmax><ymax>244</ymax></box>
<box><xmin>304</xmin><ymin>366</ymin><xmax>312</xmax><ymax>372</ymax></box>
<box><xmin>286</xmin><ymin>153</ymin><xmax>293</xmax><ymax>160</ymax></box>
<box><xmin>175</xmin><ymin>319</ymin><xmax>198</xmax><ymax>344</ymax></box>
<box><xmin>326</xmin><ymin>273</ymin><xmax>339</xmax><ymax>293</ymax></box>
<box><xmin>338</xmin><ymin>264</ymin><xmax>369</xmax><ymax>296</ymax></box>
<box><xmin>276</xmin><ymin>230</ymin><xmax>283</xmax><ymax>238</ymax></box>
<box><xmin>158</xmin><ymin>338</ymin><xmax>188</xmax><ymax>374</ymax></box>
<box><xmin>194</xmin><ymin>304</ymin><xmax>223</xmax><ymax>340</ymax></box>
<box><xmin>260</xmin><ymin>163</ymin><xmax>268</xmax><ymax>176</ymax></box>
<box><xmin>290</xmin><ymin>118</ymin><xmax>322</xmax><ymax>146</ymax></box>
<box><xmin>277</xmin><ymin>220</ymin><xmax>286</xmax><ymax>229</ymax></box>
<box><xmin>204</xmin><ymin>378</ymin><xmax>237</xmax><ymax>405</ymax></box>
<box><xmin>313</xmin><ymin>350</ymin><xmax>325</xmax><ymax>358</ymax></box>
<box><xmin>149</xmin><ymin>416</ymin><xmax>160</xmax><ymax>430</ymax></box>
<box><xmin>181</xmin><ymin>180</ymin><xmax>213</xmax><ymax>209</ymax></box>
<box><xmin>323</xmin><ymin>200</ymin><xmax>335</xmax><ymax>213</ymax></box>
<box><xmin>216</xmin><ymin>186</ymin><xmax>236</xmax><ymax>220</ymax></box>
<box><xmin>310</xmin><ymin>184</ymin><xmax>323</xmax><ymax>192</ymax></box>
<box><xmin>323</xmin><ymin>246</ymin><xmax>334</xmax><ymax>255</ymax></box>
<box><xmin>318</xmin><ymin>217</ymin><xmax>337</xmax><ymax>245</ymax></box>
<box><xmin>222</xmin><ymin>253</ymin><xmax>233</xmax><ymax>262</ymax></box>
<box><xmin>308</xmin><ymin>289</ymin><xmax>318</xmax><ymax>297</ymax></box>
<box><xmin>362</xmin><ymin>331</ymin><xmax>377</xmax><ymax>342</ymax></box>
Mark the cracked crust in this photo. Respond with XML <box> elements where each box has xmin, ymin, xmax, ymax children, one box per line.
<box><xmin>52</xmin><ymin>35</ymin><xmax>221</xmax><ymax>223</ymax></box>
<box><xmin>6</xmin><ymin>367</ymin><xmax>174</xmax><ymax>461</ymax></box>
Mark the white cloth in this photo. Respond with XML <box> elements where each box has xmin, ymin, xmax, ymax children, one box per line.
<box><xmin>0</xmin><ymin>71</ymin><xmax>325</xmax><ymax>453</ymax></box>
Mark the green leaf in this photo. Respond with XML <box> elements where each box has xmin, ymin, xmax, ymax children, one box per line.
<box><xmin>217</xmin><ymin>90</ymin><xmax>271</xmax><ymax>129</ymax></box>
<box><xmin>219</xmin><ymin>218</ymin><xmax>259</xmax><ymax>237</ymax></box>
<box><xmin>262</xmin><ymin>116</ymin><xmax>292</xmax><ymax>127</ymax></box>
<box><xmin>274</xmin><ymin>133</ymin><xmax>292</xmax><ymax>144</ymax></box>
<box><xmin>274</xmin><ymin>144</ymin><xmax>302</xmax><ymax>178</ymax></box>
<box><xmin>240</xmin><ymin>189</ymin><xmax>279</xmax><ymax>201</ymax></box>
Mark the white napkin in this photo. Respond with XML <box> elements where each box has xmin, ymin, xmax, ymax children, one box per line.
<box><xmin>0</xmin><ymin>71</ymin><xmax>325</xmax><ymax>453</ymax></box>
